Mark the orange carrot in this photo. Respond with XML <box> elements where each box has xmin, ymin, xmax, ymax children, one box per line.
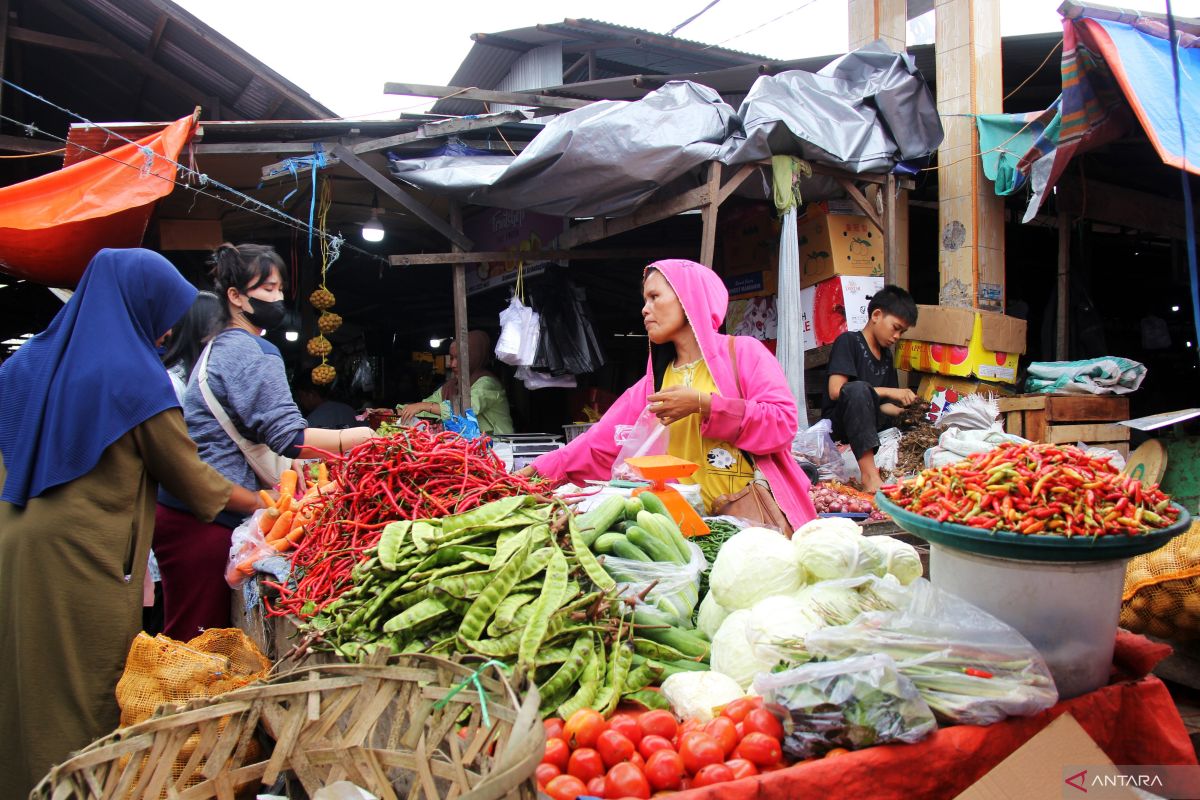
<box><xmin>269</xmin><ymin>538</ymin><xmax>293</xmax><ymax>552</ymax></box>
<box><xmin>258</xmin><ymin>506</ymin><xmax>280</xmax><ymax>534</ymax></box>
<box><xmin>317</xmin><ymin>462</ymin><xmax>328</xmax><ymax>484</ymax></box>
<box><xmin>265</xmin><ymin>510</ymin><xmax>294</xmax><ymax>542</ymax></box>
<box><xmin>275</xmin><ymin>492</ymin><xmax>293</xmax><ymax>515</ymax></box>
<box><xmin>258</xmin><ymin>490</ymin><xmax>274</xmax><ymax>508</ymax></box>
<box><xmin>285</xmin><ymin>526</ymin><xmax>306</xmax><ymax>544</ymax></box>
<box><xmin>278</xmin><ymin>469</ymin><xmax>298</xmax><ymax>500</ymax></box>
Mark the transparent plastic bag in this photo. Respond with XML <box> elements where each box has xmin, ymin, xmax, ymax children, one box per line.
<box><xmin>792</xmin><ymin>419</ymin><xmax>850</xmax><ymax>482</ymax></box>
<box><xmin>611</xmin><ymin>405</ymin><xmax>669</xmax><ymax>481</ymax></box>
<box><xmin>603</xmin><ymin>540</ymin><xmax>707</xmax><ymax>626</ymax></box>
<box><xmin>875</xmin><ymin>427</ymin><xmax>902</xmax><ymax>473</ymax></box>
<box><xmin>225</xmin><ymin>509</ymin><xmax>276</xmax><ymax>588</ymax></box>
<box><xmin>754</xmin><ymin>653</ymin><xmax>937</xmax><ymax>759</ymax></box>
<box><xmin>802</xmin><ymin>578</ymin><xmax>1058</xmax><ymax>726</ymax></box>
<box><xmin>495</xmin><ymin>293</ymin><xmax>529</xmax><ymax>366</ymax></box>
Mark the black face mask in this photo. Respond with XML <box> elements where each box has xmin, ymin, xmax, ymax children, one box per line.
<box><xmin>244</xmin><ymin>297</ymin><xmax>286</xmax><ymax>330</ymax></box>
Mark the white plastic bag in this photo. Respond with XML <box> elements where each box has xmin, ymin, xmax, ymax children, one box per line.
<box><xmin>611</xmin><ymin>405</ymin><xmax>669</xmax><ymax>481</ymax></box>
<box><xmin>802</xmin><ymin>578</ymin><xmax>1058</xmax><ymax>726</ymax></box>
<box><xmin>1076</xmin><ymin>442</ymin><xmax>1127</xmax><ymax>471</ymax></box>
<box><xmin>515</xmin><ymin>365</ymin><xmax>575</xmax><ymax>390</ymax></box>
<box><xmin>603</xmin><ymin>540</ymin><xmax>707</xmax><ymax>626</ymax></box>
<box><xmin>495</xmin><ymin>294</ymin><xmax>534</xmax><ymax>366</ymax></box>
<box><xmin>875</xmin><ymin>427</ymin><xmax>902</xmax><ymax>473</ymax></box>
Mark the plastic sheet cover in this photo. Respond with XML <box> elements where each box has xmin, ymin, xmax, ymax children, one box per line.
<box><xmin>725</xmin><ymin>42</ymin><xmax>943</xmax><ymax>172</ymax></box>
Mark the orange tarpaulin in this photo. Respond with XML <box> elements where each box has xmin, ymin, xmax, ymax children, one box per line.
<box><xmin>673</xmin><ymin>632</ymin><xmax>1196</xmax><ymax>800</ymax></box>
<box><xmin>0</xmin><ymin>113</ymin><xmax>198</xmax><ymax>287</ymax></box>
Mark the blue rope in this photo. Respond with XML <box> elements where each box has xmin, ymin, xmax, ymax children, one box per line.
<box><xmin>1165</xmin><ymin>2</ymin><xmax>1200</xmax><ymax>369</ymax></box>
<box><xmin>431</xmin><ymin>659</ymin><xmax>509</xmax><ymax>729</ymax></box>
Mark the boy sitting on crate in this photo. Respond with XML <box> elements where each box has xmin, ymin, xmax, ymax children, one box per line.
<box><xmin>822</xmin><ymin>285</ymin><xmax>920</xmax><ymax>494</ymax></box>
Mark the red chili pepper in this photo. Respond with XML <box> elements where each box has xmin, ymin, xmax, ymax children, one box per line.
<box><xmin>964</xmin><ymin>668</ymin><xmax>994</xmax><ymax>679</ymax></box>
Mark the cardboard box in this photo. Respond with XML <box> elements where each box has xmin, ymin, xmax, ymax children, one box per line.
<box><xmin>720</xmin><ymin>204</ymin><xmax>780</xmax><ymax>276</ymax></box>
<box><xmin>955</xmin><ymin>713</ymin><xmax>1135</xmax><ymax>800</ymax></box>
<box><xmin>797</xmin><ymin>209</ymin><xmax>884</xmax><ymax>288</ymax></box>
<box><xmin>916</xmin><ymin>374</ymin><xmax>1016</xmax><ymax>403</ymax></box>
<box><xmin>895</xmin><ymin>305</ymin><xmax>1027</xmax><ymax>385</ymax></box>
<box><xmin>800</xmin><ymin>275</ymin><xmax>884</xmax><ymax>350</ymax></box>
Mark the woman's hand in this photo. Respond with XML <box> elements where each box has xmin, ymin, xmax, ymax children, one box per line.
<box><xmin>515</xmin><ymin>464</ymin><xmax>537</xmax><ymax>479</ymax></box>
<box><xmin>398</xmin><ymin>402</ymin><xmax>440</xmax><ymax>425</ymax></box>
<box><xmin>647</xmin><ymin>386</ymin><xmax>706</xmax><ymax>427</ymax></box>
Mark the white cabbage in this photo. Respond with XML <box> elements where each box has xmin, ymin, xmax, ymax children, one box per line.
<box><xmin>797</xmin><ymin>582</ymin><xmax>873</xmax><ymax>626</ymax></box>
<box><xmin>794</xmin><ymin>526</ymin><xmax>886</xmax><ymax>582</ymax></box>
<box><xmin>697</xmin><ymin>592</ymin><xmax>731</xmax><ymax>639</ymax></box>
<box><xmin>747</xmin><ymin>594</ymin><xmax>824</xmax><ymax>655</ymax></box>
<box><xmin>660</xmin><ymin>671</ymin><xmax>745</xmax><ymax>722</ymax></box>
<box><xmin>791</xmin><ymin>516</ymin><xmax>862</xmax><ymax>541</ymax></box>
<box><xmin>709</xmin><ymin>527</ymin><xmax>803</xmax><ymax>610</ymax></box>
<box><xmin>872</xmin><ymin>536</ymin><xmax>924</xmax><ymax>585</ymax></box>
<box><xmin>711</xmin><ymin>609</ymin><xmax>781</xmax><ymax>689</ymax></box>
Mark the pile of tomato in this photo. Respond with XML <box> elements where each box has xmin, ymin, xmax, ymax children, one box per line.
<box><xmin>537</xmin><ymin>697</ymin><xmax>788</xmax><ymax>799</ymax></box>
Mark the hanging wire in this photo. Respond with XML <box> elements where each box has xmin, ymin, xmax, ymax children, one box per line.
<box><xmin>0</xmin><ymin>147</ymin><xmax>66</xmax><ymax>159</ymax></box>
<box><xmin>0</xmin><ymin>77</ymin><xmax>380</xmax><ymax>264</ymax></box>
<box><xmin>704</xmin><ymin>0</ymin><xmax>827</xmax><ymax>50</ymax></box>
<box><xmin>668</xmin><ymin>0</ymin><xmax>724</xmax><ymax>36</ymax></box>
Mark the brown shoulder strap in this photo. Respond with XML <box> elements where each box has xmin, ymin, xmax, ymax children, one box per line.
<box><xmin>726</xmin><ymin>336</ymin><xmax>743</xmax><ymax>400</ymax></box>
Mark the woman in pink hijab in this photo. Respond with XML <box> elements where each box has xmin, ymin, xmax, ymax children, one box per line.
<box><xmin>522</xmin><ymin>259</ymin><xmax>816</xmax><ymax>530</ymax></box>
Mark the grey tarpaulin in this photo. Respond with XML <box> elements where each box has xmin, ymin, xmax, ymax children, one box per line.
<box><xmin>724</xmin><ymin>41</ymin><xmax>943</xmax><ymax>172</ymax></box>
<box><xmin>386</xmin><ymin>43</ymin><xmax>941</xmax><ymax>216</ymax></box>
<box><xmin>388</xmin><ymin>82</ymin><xmax>739</xmax><ymax>218</ymax></box>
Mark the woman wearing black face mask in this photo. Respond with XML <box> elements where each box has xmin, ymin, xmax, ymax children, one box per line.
<box><xmin>153</xmin><ymin>243</ymin><xmax>375</xmax><ymax>640</ymax></box>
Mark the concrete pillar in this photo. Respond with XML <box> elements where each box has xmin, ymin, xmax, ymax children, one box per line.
<box><xmin>849</xmin><ymin>0</ymin><xmax>910</xmax><ymax>289</ymax></box>
<box><xmin>934</xmin><ymin>0</ymin><xmax>1005</xmax><ymax>311</ymax></box>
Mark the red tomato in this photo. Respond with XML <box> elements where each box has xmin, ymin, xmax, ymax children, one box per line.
<box><xmin>587</xmin><ymin>776</ymin><xmax>608</xmax><ymax>797</ymax></box>
<box><xmin>735</xmin><ymin>732</ymin><xmax>783</xmax><ymax>767</ymax></box>
<box><xmin>542</xmin><ymin>737</ymin><xmax>570</xmax><ymax>772</ymax></box>
<box><xmin>678</xmin><ymin>718</ymin><xmax>705</xmax><ymax>738</ymax></box>
<box><xmin>565</xmin><ymin>708</ymin><xmax>607</xmax><ymax>750</ymax></box>
<box><xmin>692</xmin><ymin>763</ymin><xmax>736</xmax><ymax>787</ymax></box>
<box><xmin>544</xmin><ymin>774</ymin><xmax>588</xmax><ymax>800</ymax></box>
<box><xmin>743</xmin><ymin>708</ymin><xmax>785</xmax><ymax>741</ymax></box>
<box><xmin>637</xmin><ymin>734</ymin><xmax>675</xmax><ymax>760</ymax></box>
<box><xmin>597</xmin><ymin>730</ymin><xmax>636</xmax><ymax>768</ymax></box>
<box><xmin>643</xmin><ymin>750</ymin><xmax>686</xmax><ymax>791</ymax></box>
<box><xmin>629</xmin><ymin>752</ymin><xmax>645</xmax><ymax>770</ymax></box>
<box><xmin>606</xmin><ymin>762</ymin><xmax>651</xmax><ymax>799</ymax></box>
<box><xmin>568</xmin><ymin>747</ymin><xmax>606</xmax><ymax>783</ymax></box>
<box><xmin>725</xmin><ymin>758</ymin><xmax>758</xmax><ymax>779</ymax></box>
<box><xmin>544</xmin><ymin>717</ymin><xmax>565</xmax><ymax>741</ymax></box>
<box><xmin>678</xmin><ymin>732</ymin><xmax>724</xmax><ymax>775</ymax></box>
<box><xmin>536</xmin><ymin>763</ymin><xmax>561</xmax><ymax>788</ymax></box>
<box><xmin>703</xmin><ymin>717</ymin><xmax>739</xmax><ymax>756</ymax></box>
<box><xmin>607</xmin><ymin>713</ymin><xmax>643</xmax><ymax>746</ymax></box>
<box><xmin>720</xmin><ymin>696</ymin><xmax>764</xmax><ymax>723</ymax></box>
<box><xmin>638</xmin><ymin>710</ymin><xmax>678</xmax><ymax>742</ymax></box>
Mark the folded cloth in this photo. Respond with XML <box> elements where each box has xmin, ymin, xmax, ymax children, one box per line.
<box><xmin>1025</xmin><ymin>357</ymin><xmax>1147</xmax><ymax>395</ymax></box>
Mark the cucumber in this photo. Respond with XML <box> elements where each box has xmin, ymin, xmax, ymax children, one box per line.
<box><xmin>611</xmin><ymin>538</ymin><xmax>652</xmax><ymax>562</ymax></box>
<box><xmin>593</xmin><ymin>532</ymin><xmax>626</xmax><ymax>555</ymax></box>
<box><xmin>631</xmin><ymin>654</ymin><xmax>710</xmax><ymax>677</ymax></box>
<box><xmin>627</xmin><ymin>526</ymin><xmax>679</xmax><ymax>564</ymax></box>
<box><xmin>632</xmin><ymin>614</ymin><xmax>711</xmax><ymax>659</ymax></box>
<box><xmin>624</xmin><ymin>496</ymin><xmax>644</xmax><ymax>520</ymax></box>
<box><xmin>637</xmin><ymin>511</ymin><xmax>689</xmax><ymax>563</ymax></box>
<box><xmin>576</xmin><ymin>495</ymin><xmax>626</xmax><ymax>547</ymax></box>
<box><xmin>613</xmin><ymin>520</ymin><xmax>634</xmax><ymax>534</ymax></box>
<box><xmin>638</xmin><ymin>492</ymin><xmax>670</xmax><ymax>518</ymax></box>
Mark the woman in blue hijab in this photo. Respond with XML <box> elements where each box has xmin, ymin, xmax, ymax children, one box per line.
<box><xmin>0</xmin><ymin>248</ymin><xmax>266</xmax><ymax>796</ymax></box>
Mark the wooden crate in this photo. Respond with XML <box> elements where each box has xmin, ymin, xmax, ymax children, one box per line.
<box><xmin>998</xmin><ymin>394</ymin><xmax>1131</xmax><ymax>454</ymax></box>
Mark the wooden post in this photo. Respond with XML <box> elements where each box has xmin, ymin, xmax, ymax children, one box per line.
<box><xmin>1056</xmin><ymin>213</ymin><xmax>1071</xmax><ymax>360</ymax></box>
<box><xmin>935</xmin><ymin>0</ymin><xmax>1005</xmax><ymax>311</ymax></box>
<box><xmin>449</xmin><ymin>202</ymin><xmax>471</xmax><ymax>417</ymax></box>
<box><xmin>848</xmin><ymin>0</ymin><xmax>907</xmax><ymax>51</ymax></box>
<box><xmin>699</xmin><ymin>161</ymin><xmax>722</xmax><ymax>267</ymax></box>
<box><xmin>885</xmin><ymin>173</ymin><xmax>900</xmax><ymax>286</ymax></box>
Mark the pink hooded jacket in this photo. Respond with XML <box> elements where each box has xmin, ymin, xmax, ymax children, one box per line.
<box><xmin>533</xmin><ymin>259</ymin><xmax>818</xmax><ymax>529</ymax></box>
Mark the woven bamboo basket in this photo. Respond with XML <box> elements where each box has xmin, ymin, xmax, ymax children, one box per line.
<box><xmin>34</xmin><ymin>652</ymin><xmax>543</xmax><ymax>800</ymax></box>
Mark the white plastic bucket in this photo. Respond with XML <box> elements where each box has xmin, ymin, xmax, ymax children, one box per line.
<box><xmin>929</xmin><ymin>544</ymin><xmax>1128</xmax><ymax>700</ymax></box>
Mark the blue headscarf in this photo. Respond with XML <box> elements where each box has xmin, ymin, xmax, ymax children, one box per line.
<box><xmin>0</xmin><ymin>248</ymin><xmax>197</xmax><ymax>506</ymax></box>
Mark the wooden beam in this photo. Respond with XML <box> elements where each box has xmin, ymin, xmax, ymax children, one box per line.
<box><xmin>144</xmin><ymin>14</ymin><xmax>168</xmax><ymax>57</ymax></box>
<box><xmin>7</xmin><ymin>25</ymin><xmax>119</xmax><ymax>58</ymax></box>
<box><xmin>389</xmin><ymin>247</ymin><xmax>678</xmax><ymax>266</ymax></box>
<box><xmin>330</xmin><ymin>144</ymin><xmax>473</xmax><ymax>251</ymax></box>
<box><xmin>835</xmin><ymin>175</ymin><xmax>885</xmax><ymax>232</ymax></box>
<box><xmin>0</xmin><ymin>134</ymin><xmax>61</xmax><ymax>153</ymax></box>
<box><xmin>1056</xmin><ymin>213</ymin><xmax>1071</xmax><ymax>360</ymax></box>
<box><xmin>260</xmin><ymin>111</ymin><xmax>528</xmax><ymax>178</ymax></box>
<box><xmin>699</xmin><ymin>162</ymin><xmax>722</xmax><ymax>267</ymax></box>
<box><xmin>1057</xmin><ymin>175</ymin><xmax>1193</xmax><ymax>241</ymax></box>
<box><xmin>554</xmin><ymin>184</ymin><xmax>713</xmax><ymax>251</ymax></box>
<box><xmin>449</xmin><ymin>201</ymin><xmax>471</xmax><ymax>416</ymax></box>
<box><xmin>717</xmin><ymin>163</ymin><xmax>759</xmax><ymax>206</ymax></box>
<box><xmin>196</xmin><ymin>140</ymin><xmax>343</xmax><ymax>155</ymax></box>
<box><xmin>40</xmin><ymin>0</ymin><xmax>215</xmax><ymax>110</ymax></box>
<box><xmin>383</xmin><ymin>82</ymin><xmax>591</xmax><ymax>111</ymax></box>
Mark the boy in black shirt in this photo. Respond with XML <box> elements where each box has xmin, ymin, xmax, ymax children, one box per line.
<box><xmin>821</xmin><ymin>285</ymin><xmax>919</xmax><ymax>492</ymax></box>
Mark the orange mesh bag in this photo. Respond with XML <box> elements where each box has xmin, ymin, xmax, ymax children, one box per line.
<box><xmin>1121</xmin><ymin>521</ymin><xmax>1200</xmax><ymax>641</ymax></box>
<box><xmin>109</xmin><ymin>629</ymin><xmax>270</xmax><ymax>796</ymax></box>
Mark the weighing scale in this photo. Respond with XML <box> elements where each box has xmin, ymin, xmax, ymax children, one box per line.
<box><xmin>623</xmin><ymin>455</ymin><xmax>710</xmax><ymax>537</ymax></box>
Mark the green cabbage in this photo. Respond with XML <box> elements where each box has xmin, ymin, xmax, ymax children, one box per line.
<box><xmin>872</xmin><ymin>537</ymin><xmax>924</xmax><ymax>585</ymax></box>
<box><xmin>709</xmin><ymin>527</ymin><xmax>803</xmax><ymax>610</ymax></box>
<box><xmin>794</xmin><ymin>527</ymin><xmax>884</xmax><ymax>582</ymax></box>
<box><xmin>711</xmin><ymin>609</ymin><xmax>782</xmax><ymax>689</ymax></box>
<box><xmin>697</xmin><ymin>592</ymin><xmax>731</xmax><ymax>639</ymax></box>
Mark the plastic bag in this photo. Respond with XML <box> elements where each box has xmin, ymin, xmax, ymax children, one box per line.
<box><xmin>496</xmin><ymin>293</ymin><xmax>542</xmax><ymax>367</ymax></box>
<box><xmin>445</xmin><ymin>409</ymin><xmax>484</xmax><ymax>441</ymax></box>
<box><xmin>661</xmin><ymin>671</ymin><xmax>746</xmax><ymax>723</ymax></box>
<box><xmin>604</xmin><ymin>540</ymin><xmax>707</xmax><ymax>625</ymax></box>
<box><xmin>612</xmin><ymin>405</ymin><xmax>669</xmax><ymax>481</ymax></box>
<box><xmin>351</xmin><ymin>357</ymin><xmax>374</xmax><ymax>393</ymax></box>
<box><xmin>925</xmin><ymin>427</ymin><xmax>1028</xmax><ymax>469</ymax></box>
<box><xmin>225</xmin><ymin>509</ymin><xmax>281</xmax><ymax>588</ymax></box>
<box><xmin>874</xmin><ymin>427</ymin><xmax>902</xmax><ymax>473</ymax></box>
<box><xmin>802</xmin><ymin>578</ymin><xmax>1058</xmax><ymax>726</ymax></box>
<box><xmin>753</xmin><ymin>653</ymin><xmax>936</xmax><ymax>759</ymax></box>
<box><xmin>793</xmin><ymin>419</ymin><xmax>850</xmax><ymax>482</ymax></box>
<box><xmin>1077</xmin><ymin>442</ymin><xmax>1127</xmax><ymax>471</ymax></box>
<box><xmin>515</xmin><ymin>365</ymin><xmax>576</xmax><ymax>390</ymax></box>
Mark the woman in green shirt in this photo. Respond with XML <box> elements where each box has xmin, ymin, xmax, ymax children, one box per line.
<box><xmin>400</xmin><ymin>330</ymin><xmax>514</xmax><ymax>435</ymax></box>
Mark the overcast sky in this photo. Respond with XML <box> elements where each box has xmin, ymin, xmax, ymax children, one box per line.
<box><xmin>174</xmin><ymin>0</ymin><xmax>1200</xmax><ymax>118</ymax></box>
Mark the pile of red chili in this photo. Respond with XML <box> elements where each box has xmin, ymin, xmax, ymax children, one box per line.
<box><xmin>264</xmin><ymin>426</ymin><xmax>542</xmax><ymax>618</ymax></box>
<box><xmin>881</xmin><ymin>442</ymin><xmax>1180</xmax><ymax>537</ymax></box>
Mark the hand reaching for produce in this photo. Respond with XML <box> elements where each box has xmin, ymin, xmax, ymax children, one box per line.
<box><xmin>399</xmin><ymin>402</ymin><xmax>441</xmax><ymax>425</ymax></box>
<box><xmin>647</xmin><ymin>386</ymin><xmax>708</xmax><ymax>427</ymax></box>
